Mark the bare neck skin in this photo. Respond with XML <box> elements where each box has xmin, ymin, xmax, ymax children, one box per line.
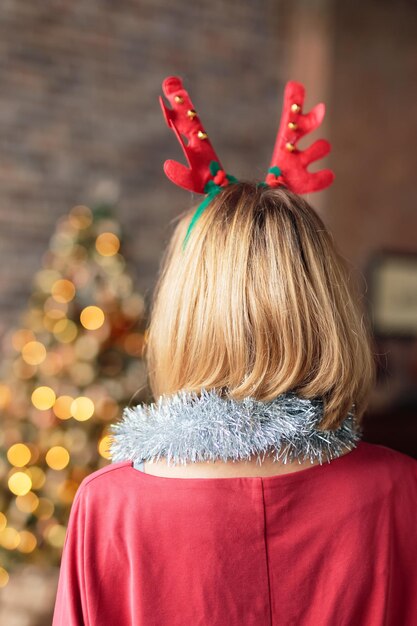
<box><xmin>143</xmin><ymin>446</ymin><xmax>354</xmax><ymax>479</ymax></box>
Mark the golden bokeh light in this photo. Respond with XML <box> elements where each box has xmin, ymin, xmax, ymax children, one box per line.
<box><xmin>17</xmin><ymin>530</ymin><xmax>37</xmax><ymax>554</ymax></box>
<box><xmin>0</xmin><ymin>526</ymin><xmax>20</xmax><ymax>550</ymax></box>
<box><xmin>71</xmin><ymin>396</ymin><xmax>95</xmax><ymax>421</ymax></box>
<box><xmin>45</xmin><ymin>523</ymin><xmax>67</xmax><ymax>549</ymax></box>
<box><xmin>0</xmin><ymin>383</ymin><xmax>12</xmax><ymax>410</ymax></box>
<box><xmin>51</xmin><ymin>279</ymin><xmax>76</xmax><ymax>303</ymax></box>
<box><xmin>80</xmin><ymin>306</ymin><xmax>105</xmax><ymax>330</ymax></box>
<box><xmin>31</xmin><ymin>386</ymin><xmax>56</xmax><ymax>410</ymax></box>
<box><xmin>21</xmin><ymin>340</ymin><xmax>47</xmax><ymax>365</ymax></box>
<box><xmin>98</xmin><ymin>435</ymin><xmax>112</xmax><ymax>459</ymax></box>
<box><xmin>15</xmin><ymin>492</ymin><xmax>39</xmax><ymax>514</ymax></box>
<box><xmin>0</xmin><ymin>567</ymin><xmax>9</xmax><ymax>588</ymax></box>
<box><xmin>45</xmin><ymin>446</ymin><xmax>70</xmax><ymax>470</ymax></box>
<box><xmin>7</xmin><ymin>443</ymin><xmax>32</xmax><ymax>467</ymax></box>
<box><xmin>53</xmin><ymin>395</ymin><xmax>74</xmax><ymax>420</ymax></box>
<box><xmin>0</xmin><ymin>512</ymin><xmax>7</xmax><ymax>532</ymax></box>
<box><xmin>8</xmin><ymin>471</ymin><xmax>32</xmax><ymax>496</ymax></box>
<box><xmin>53</xmin><ymin>318</ymin><xmax>78</xmax><ymax>343</ymax></box>
<box><xmin>95</xmin><ymin>232</ymin><xmax>120</xmax><ymax>256</ymax></box>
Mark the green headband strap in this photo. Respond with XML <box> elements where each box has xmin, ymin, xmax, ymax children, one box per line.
<box><xmin>182</xmin><ymin>161</ymin><xmax>238</xmax><ymax>251</ymax></box>
<box><xmin>181</xmin><ymin>164</ymin><xmax>283</xmax><ymax>251</ymax></box>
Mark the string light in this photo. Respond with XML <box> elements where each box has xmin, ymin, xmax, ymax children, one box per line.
<box><xmin>53</xmin><ymin>396</ymin><xmax>74</xmax><ymax>420</ymax></box>
<box><xmin>7</xmin><ymin>443</ymin><xmax>32</xmax><ymax>467</ymax></box>
<box><xmin>15</xmin><ymin>492</ymin><xmax>39</xmax><ymax>513</ymax></box>
<box><xmin>8</xmin><ymin>471</ymin><xmax>32</xmax><ymax>496</ymax></box>
<box><xmin>51</xmin><ymin>279</ymin><xmax>76</xmax><ymax>303</ymax></box>
<box><xmin>21</xmin><ymin>340</ymin><xmax>47</xmax><ymax>365</ymax></box>
<box><xmin>45</xmin><ymin>446</ymin><xmax>70</xmax><ymax>470</ymax></box>
<box><xmin>31</xmin><ymin>386</ymin><xmax>56</xmax><ymax>410</ymax></box>
<box><xmin>53</xmin><ymin>318</ymin><xmax>78</xmax><ymax>343</ymax></box>
<box><xmin>80</xmin><ymin>306</ymin><xmax>105</xmax><ymax>330</ymax></box>
<box><xmin>98</xmin><ymin>434</ymin><xmax>112</xmax><ymax>459</ymax></box>
<box><xmin>17</xmin><ymin>530</ymin><xmax>37</xmax><ymax>553</ymax></box>
<box><xmin>95</xmin><ymin>232</ymin><xmax>120</xmax><ymax>256</ymax></box>
<box><xmin>71</xmin><ymin>396</ymin><xmax>95</xmax><ymax>421</ymax></box>
<box><xmin>0</xmin><ymin>527</ymin><xmax>20</xmax><ymax>550</ymax></box>
<box><xmin>45</xmin><ymin>524</ymin><xmax>67</xmax><ymax>549</ymax></box>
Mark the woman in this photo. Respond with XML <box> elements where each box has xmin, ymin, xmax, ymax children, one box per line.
<box><xmin>52</xmin><ymin>78</ymin><xmax>417</xmax><ymax>625</ymax></box>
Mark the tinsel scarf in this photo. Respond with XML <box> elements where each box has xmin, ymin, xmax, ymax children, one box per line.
<box><xmin>109</xmin><ymin>387</ymin><xmax>362</xmax><ymax>467</ymax></box>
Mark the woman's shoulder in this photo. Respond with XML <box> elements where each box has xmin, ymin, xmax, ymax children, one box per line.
<box><xmin>357</xmin><ymin>440</ymin><xmax>417</xmax><ymax>468</ymax></box>
<box><xmin>352</xmin><ymin>440</ymin><xmax>417</xmax><ymax>487</ymax></box>
<box><xmin>75</xmin><ymin>460</ymin><xmax>134</xmax><ymax>499</ymax></box>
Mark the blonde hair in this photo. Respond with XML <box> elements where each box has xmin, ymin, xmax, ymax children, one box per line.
<box><xmin>145</xmin><ymin>182</ymin><xmax>375</xmax><ymax>430</ymax></box>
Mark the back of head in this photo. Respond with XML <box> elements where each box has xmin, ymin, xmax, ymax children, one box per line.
<box><xmin>145</xmin><ymin>182</ymin><xmax>375</xmax><ymax>430</ymax></box>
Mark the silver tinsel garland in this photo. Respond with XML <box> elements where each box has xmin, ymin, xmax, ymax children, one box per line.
<box><xmin>108</xmin><ymin>387</ymin><xmax>363</xmax><ymax>467</ymax></box>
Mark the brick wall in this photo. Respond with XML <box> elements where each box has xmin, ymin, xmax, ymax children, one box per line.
<box><xmin>0</xmin><ymin>0</ymin><xmax>287</xmax><ymax>336</ymax></box>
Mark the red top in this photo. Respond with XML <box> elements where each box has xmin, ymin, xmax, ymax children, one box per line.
<box><xmin>52</xmin><ymin>441</ymin><xmax>417</xmax><ymax>626</ymax></box>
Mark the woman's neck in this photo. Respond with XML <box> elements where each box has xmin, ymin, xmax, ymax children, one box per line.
<box><xmin>142</xmin><ymin>446</ymin><xmax>354</xmax><ymax>479</ymax></box>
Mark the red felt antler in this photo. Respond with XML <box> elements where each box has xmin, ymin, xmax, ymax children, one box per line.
<box><xmin>159</xmin><ymin>76</ymin><xmax>225</xmax><ymax>193</ymax></box>
<box><xmin>266</xmin><ymin>81</ymin><xmax>335</xmax><ymax>193</ymax></box>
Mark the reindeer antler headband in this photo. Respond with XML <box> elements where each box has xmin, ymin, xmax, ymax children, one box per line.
<box><xmin>160</xmin><ymin>76</ymin><xmax>335</xmax><ymax>250</ymax></box>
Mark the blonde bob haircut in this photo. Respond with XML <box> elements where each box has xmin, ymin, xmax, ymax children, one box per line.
<box><xmin>145</xmin><ymin>182</ymin><xmax>375</xmax><ymax>430</ymax></box>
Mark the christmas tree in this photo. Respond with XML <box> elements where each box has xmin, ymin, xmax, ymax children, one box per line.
<box><xmin>0</xmin><ymin>201</ymin><xmax>150</xmax><ymax>586</ymax></box>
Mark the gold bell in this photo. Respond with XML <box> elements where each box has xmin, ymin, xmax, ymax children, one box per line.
<box><xmin>187</xmin><ymin>109</ymin><xmax>197</xmax><ymax>119</ymax></box>
<box><xmin>291</xmin><ymin>103</ymin><xmax>301</xmax><ymax>113</ymax></box>
<box><xmin>288</xmin><ymin>122</ymin><xmax>298</xmax><ymax>130</ymax></box>
<box><xmin>285</xmin><ymin>142</ymin><xmax>295</xmax><ymax>152</ymax></box>
<box><xmin>197</xmin><ymin>130</ymin><xmax>208</xmax><ymax>140</ymax></box>
<box><xmin>174</xmin><ymin>95</ymin><xmax>184</xmax><ymax>104</ymax></box>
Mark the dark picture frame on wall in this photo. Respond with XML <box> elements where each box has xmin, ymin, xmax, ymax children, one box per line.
<box><xmin>366</xmin><ymin>250</ymin><xmax>417</xmax><ymax>340</ymax></box>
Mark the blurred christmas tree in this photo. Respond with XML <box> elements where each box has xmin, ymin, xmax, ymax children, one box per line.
<box><xmin>0</xmin><ymin>200</ymin><xmax>151</xmax><ymax>586</ymax></box>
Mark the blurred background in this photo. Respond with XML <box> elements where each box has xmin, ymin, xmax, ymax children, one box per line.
<box><xmin>0</xmin><ymin>0</ymin><xmax>416</xmax><ymax>623</ymax></box>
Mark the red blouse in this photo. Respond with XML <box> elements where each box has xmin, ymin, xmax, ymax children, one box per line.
<box><xmin>52</xmin><ymin>441</ymin><xmax>417</xmax><ymax>625</ymax></box>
